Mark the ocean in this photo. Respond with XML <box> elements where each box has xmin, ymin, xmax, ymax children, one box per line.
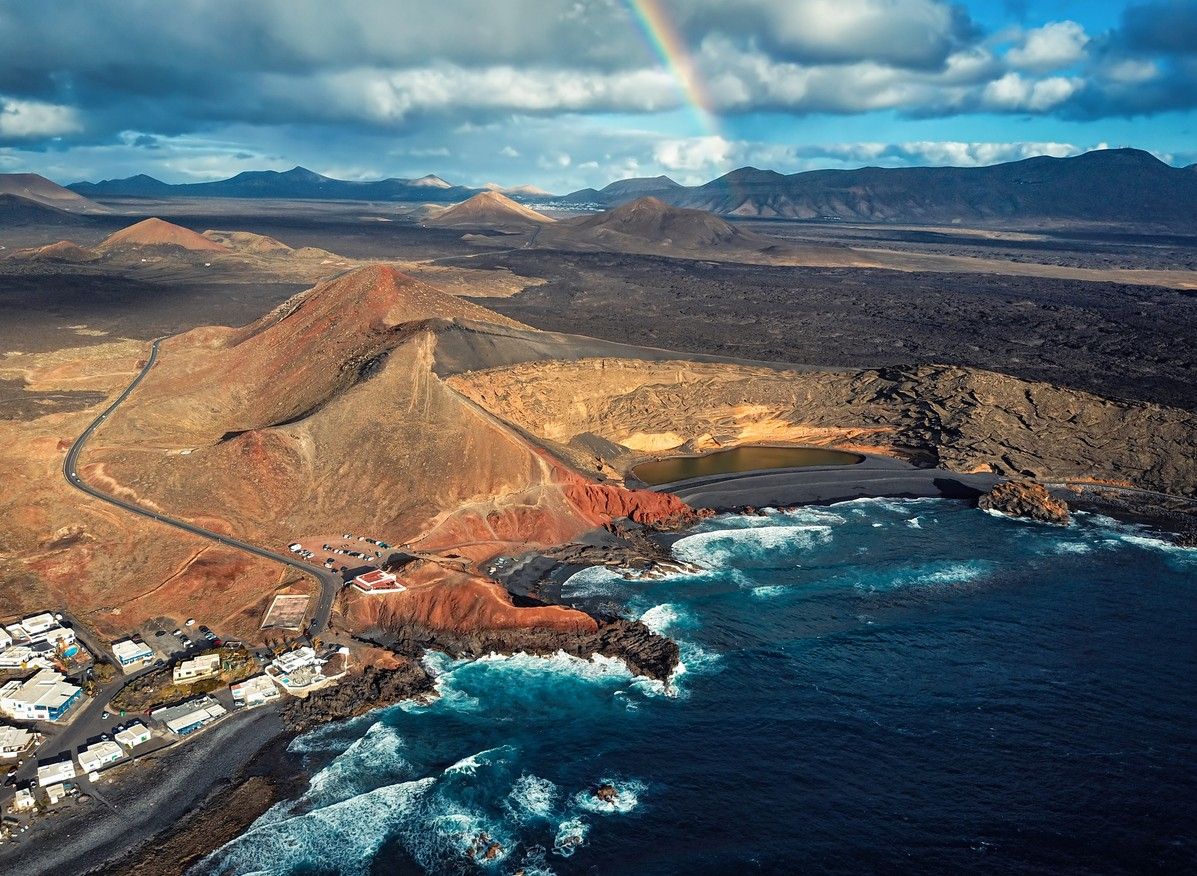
<box><xmin>196</xmin><ymin>499</ymin><xmax>1196</xmax><ymax>875</ymax></box>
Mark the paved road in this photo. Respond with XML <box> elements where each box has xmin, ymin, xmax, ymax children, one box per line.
<box><xmin>62</xmin><ymin>337</ymin><xmax>340</xmax><ymax>638</ymax></box>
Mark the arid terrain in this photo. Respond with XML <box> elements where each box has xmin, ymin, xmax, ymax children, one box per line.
<box><xmin>0</xmin><ymin>196</ymin><xmax>1194</xmax><ymax>655</ymax></box>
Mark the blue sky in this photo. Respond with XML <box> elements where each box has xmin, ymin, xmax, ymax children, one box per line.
<box><xmin>0</xmin><ymin>0</ymin><xmax>1194</xmax><ymax>192</ymax></box>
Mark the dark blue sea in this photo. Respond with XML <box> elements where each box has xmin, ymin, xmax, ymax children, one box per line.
<box><xmin>198</xmin><ymin>499</ymin><xmax>1197</xmax><ymax>875</ymax></box>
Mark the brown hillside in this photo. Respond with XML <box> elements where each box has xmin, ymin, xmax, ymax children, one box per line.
<box><xmin>98</xmin><ymin>217</ymin><xmax>230</xmax><ymax>252</ymax></box>
<box><xmin>9</xmin><ymin>239</ymin><xmax>99</xmax><ymax>263</ymax></box>
<box><xmin>429</xmin><ymin>190</ymin><xmax>554</xmax><ymax>229</ymax></box>
<box><xmin>80</xmin><ymin>265</ymin><xmax>689</xmax><ymax>641</ymax></box>
<box><xmin>0</xmin><ymin>172</ymin><xmax>107</xmax><ymax>213</ymax></box>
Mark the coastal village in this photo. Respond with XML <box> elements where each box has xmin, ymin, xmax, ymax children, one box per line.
<box><xmin>0</xmin><ymin>537</ymin><xmax>409</xmax><ymax>845</ymax></box>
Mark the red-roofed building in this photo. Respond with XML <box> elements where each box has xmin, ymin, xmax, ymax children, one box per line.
<box><xmin>351</xmin><ymin>569</ymin><xmax>406</xmax><ymax>594</ymax></box>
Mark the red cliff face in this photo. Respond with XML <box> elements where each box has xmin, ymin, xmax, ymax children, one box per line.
<box><xmin>560</xmin><ymin>478</ymin><xmax>699</xmax><ymax>528</ymax></box>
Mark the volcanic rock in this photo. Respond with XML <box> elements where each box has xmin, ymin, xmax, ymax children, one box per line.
<box><xmin>363</xmin><ymin>616</ymin><xmax>680</xmax><ymax>682</ymax></box>
<box><xmin>280</xmin><ymin>663</ymin><xmax>435</xmax><ymax>731</ymax></box>
<box><xmin>594</xmin><ymin>783</ymin><xmax>618</xmax><ymax>803</ymax></box>
<box><xmin>978</xmin><ymin>480</ymin><xmax>1070</xmax><ymax>524</ymax></box>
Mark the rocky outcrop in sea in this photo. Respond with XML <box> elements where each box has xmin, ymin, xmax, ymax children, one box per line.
<box><xmin>978</xmin><ymin>480</ymin><xmax>1070</xmax><ymax>524</ymax></box>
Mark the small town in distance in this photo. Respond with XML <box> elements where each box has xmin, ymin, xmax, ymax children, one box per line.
<box><xmin>0</xmin><ymin>531</ymin><xmax>408</xmax><ymax>840</ymax></box>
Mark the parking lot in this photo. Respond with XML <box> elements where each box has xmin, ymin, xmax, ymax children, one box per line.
<box><xmin>135</xmin><ymin>616</ymin><xmax>215</xmax><ymax>661</ymax></box>
<box><xmin>293</xmin><ymin>533</ymin><xmax>395</xmax><ymax>574</ymax></box>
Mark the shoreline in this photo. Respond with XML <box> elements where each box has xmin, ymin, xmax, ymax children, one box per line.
<box><xmin>7</xmin><ymin>465</ymin><xmax>1190</xmax><ymax>875</ymax></box>
<box><xmin>0</xmin><ymin>705</ymin><xmax>292</xmax><ymax>876</ymax></box>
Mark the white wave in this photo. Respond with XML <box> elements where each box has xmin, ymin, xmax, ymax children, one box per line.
<box><xmin>287</xmin><ymin>715</ymin><xmax>374</xmax><ymax>756</ymax></box>
<box><xmin>553</xmin><ymin>818</ymin><xmax>589</xmax><ymax>857</ymax></box>
<box><xmin>195</xmin><ymin>776</ymin><xmax>436</xmax><ymax>876</ymax></box>
<box><xmin>908</xmin><ymin>563</ymin><xmax>988</xmax><ymax>586</ymax></box>
<box><xmin>1119</xmin><ymin>533</ymin><xmax>1196</xmax><ymax>556</ymax></box>
<box><xmin>506</xmin><ymin>773</ymin><xmax>560</xmax><ymax>822</ymax></box>
<box><xmin>560</xmin><ymin>563</ymin><xmax>628</xmax><ymax>598</ymax></box>
<box><xmin>571</xmin><ymin>778</ymin><xmax>646</xmax><ymax>815</ymax></box>
<box><xmin>301</xmin><ymin>720</ymin><xmax>412</xmax><ymax>805</ymax></box>
<box><xmin>1052</xmin><ymin>541</ymin><xmax>1093</xmax><ymax>555</ymax></box>
<box><xmin>671</xmin><ymin>523</ymin><xmax>833</xmax><ymax>567</ymax></box>
<box><xmin>444</xmin><ymin>745</ymin><xmax>513</xmax><ymax>777</ymax></box>
<box><xmin>750</xmin><ymin>584</ymin><xmax>787</xmax><ymax>599</ymax></box>
<box><xmin>906</xmin><ymin>516</ymin><xmax>922</xmax><ymax>529</ymax></box>
<box><xmin>639</xmin><ymin>602</ymin><xmax>683</xmax><ymax>633</ymax></box>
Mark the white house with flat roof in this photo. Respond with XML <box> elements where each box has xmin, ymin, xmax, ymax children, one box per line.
<box><xmin>152</xmin><ymin>696</ymin><xmax>227</xmax><ymax>736</ymax></box>
<box><xmin>112</xmin><ymin>639</ymin><xmax>154</xmax><ymax>668</ymax></box>
<box><xmin>0</xmin><ymin>627</ymin><xmax>11</xmax><ymax>650</ymax></box>
<box><xmin>0</xmin><ymin>669</ymin><xmax>83</xmax><ymax>722</ymax></box>
<box><xmin>0</xmin><ymin>724</ymin><xmax>34</xmax><ymax>759</ymax></box>
<box><xmin>12</xmin><ymin>787</ymin><xmax>35</xmax><ymax>811</ymax></box>
<box><xmin>0</xmin><ymin>645</ymin><xmax>48</xmax><ymax>671</ymax></box>
<box><xmin>36</xmin><ymin>759</ymin><xmax>77</xmax><ymax>787</ymax></box>
<box><xmin>173</xmin><ymin>653</ymin><xmax>221</xmax><ymax>683</ymax></box>
<box><xmin>19</xmin><ymin>613</ymin><xmax>57</xmax><ymax>636</ymax></box>
<box><xmin>115</xmin><ymin>722</ymin><xmax>151</xmax><ymax>750</ymax></box>
<box><xmin>231</xmin><ymin>674</ymin><xmax>281</xmax><ymax>707</ymax></box>
<box><xmin>78</xmin><ymin>740</ymin><xmax>124</xmax><ymax>773</ymax></box>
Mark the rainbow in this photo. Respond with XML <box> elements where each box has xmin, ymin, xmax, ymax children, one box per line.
<box><xmin>626</xmin><ymin>0</ymin><xmax>722</xmax><ymax>136</ymax></box>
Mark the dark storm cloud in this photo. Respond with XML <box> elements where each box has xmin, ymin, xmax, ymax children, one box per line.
<box><xmin>1119</xmin><ymin>0</ymin><xmax>1197</xmax><ymax>55</ymax></box>
<box><xmin>0</xmin><ymin>1</ymin><xmax>1195</xmax><ymax>183</ymax></box>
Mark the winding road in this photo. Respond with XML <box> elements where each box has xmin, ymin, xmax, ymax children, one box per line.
<box><xmin>63</xmin><ymin>337</ymin><xmax>340</xmax><ymax>638</ymax></box>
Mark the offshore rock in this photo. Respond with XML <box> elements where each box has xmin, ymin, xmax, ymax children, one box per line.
<box><xmin>978</xmin><ymin>480</ymin><xmax>1070</xmax><ymax>525</ymax></box>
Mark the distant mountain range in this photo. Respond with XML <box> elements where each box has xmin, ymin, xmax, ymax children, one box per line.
<box><xmin>556</xmin><ymin>149</ymin><xmax>1197</xmax><ymax>229</ymax></box>
<box><xmin>30</xmin><ymin>147</ymin><xmax>1197</xmax><ymax>230</ymax></box>
<box><xmin>67</xmin><ymin>167</ymin><xmax>521</xmax><ymax>204</ymax></box>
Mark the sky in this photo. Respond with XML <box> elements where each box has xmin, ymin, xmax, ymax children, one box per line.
<box><xmin>0</xmin><ymin>0</ymin><xmax>1195</xmax><ymax>192</ymax></box>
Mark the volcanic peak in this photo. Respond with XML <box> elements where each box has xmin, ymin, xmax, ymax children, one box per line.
<box><xmin>98</xmin><ymin>217</ymin><xmax>230</xmax><ymax>252</ymax></box>
<box><xmin>573</xmin><ymin>196</ymin><xmax>744</xmax><ymax>247</ymax></box>
<box><xmin>430</xmin><ymin>190</ymin><xmax>554</xmax><ymax>228</ymax></box>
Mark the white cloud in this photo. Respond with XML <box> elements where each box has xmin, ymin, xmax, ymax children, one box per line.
<box><xmin>982</xmin><ymin>72</ymin><xmax>1081</xmax><ymax>111</ymax></box>
<box><xmin>653</xmin><ymin>136</ymin><xmax>734</xmax><ymax>172</ymax></box>
<box><xmin>1099</xmin><ymin>58</ymin><xmax>1159</xmax><ymax>84</ymax></box>
<box><xmin>685</xmin><ymin>0</ymin><xmax>973</xmax><ymax>69</ymax></box>
<box><xmin>0</xmin><ymin>97</ymin><xmax>81</xmax><ymax>139</ymax></box>
<box><xmin>1006</xmin><ymin>21</ymin><xmax>1090</xmax><ymax>71</ymax></box>
<box><xmin>499</xmin><ymin>145</ymin><xmax>519</xmax><ymax>158</ymax></box>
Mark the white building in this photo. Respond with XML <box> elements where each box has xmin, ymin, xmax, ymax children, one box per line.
<box><xmin>0</xmin><ymin>669</ymin><xmax>83</xmax><ymax>722</ymax></box>
<box><xmin>0</xmin><ymin>724</ymin><xmax>34</xmax><ymax>759</ymax></box>
<box><xmin>19</xmin><ymin>613</ymin><xmax>57</xmax><ymax>636</ymax></box>
<box><xmin>78</xmin><ymin>740</ymin><xmax>124</xmax><ymax>773</ymax></box>
<box><xmin>36</xmin><ymin>759</ymin><xmax>77</xmax><ymax>787</ymax></box>
<box><xmin>112</xmin><ymin>639</ymin><xmax>154</xmax><ymax>668</ymax></box>
<box><xmin>152</xmin><ymin>696</ymin><xmax>227</xmax><ymax>735</ymax></box>
<box><xmin>0</xmin><ymin>645</ymin><xmax>48</xmax><ymax>670</ymax></box>
<box><xmin>115</xmin><ymin>722</ymin><xmax>152</xmax><ymax>750</ymax></box>
<box><xmin>172</xmin><ymin>653</ymin><xmax>221</xmax><ymax>683</ymax></box>
<box><xmin>34</xmin><ymin>625</ymin><xmax>75</xmax><ymax>647</ymax></box>
<box><xmin>272</xmin><ymin>647</ymin><xmax>318</xmax><ymax>675</ymax></box>
<box><xmin>351</xmin><ymin>568</ymin><xmax>406</xmax><ymax>594</ymax></box>
<box><xmin>45</xmin><ymin>783</ymin><xmax>68</xmax><ymax>805</ymax></box>
<box><xmin>0</xmin><ymin>627</ymin><xmax>11</xmax><ymax>650</ymax></box>
<box><xmin>12</xmin><ymin>787</ymin><xmax>35</xmax><ymax>811</ymax></box>
<box><xmin>267</xmin><ymin>646</ymin><xmax>340</xmax><ymax>693</ymax></box>
<box><xmin>231</xmin><ymin>674</ymin><xmax>281</xmax><ymax>707</ymax></box>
